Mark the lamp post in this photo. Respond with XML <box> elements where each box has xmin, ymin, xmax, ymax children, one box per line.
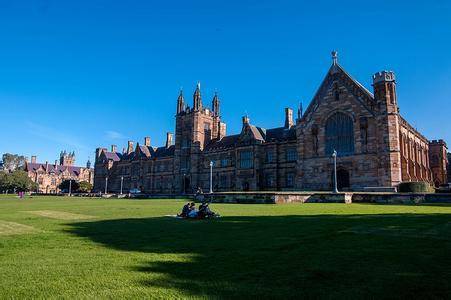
<box><xmin>105</xmin><ymin>177</ymin><xmax>108</xmax><ymax>194</ymax></box>
<box><xmin>183</xmin><ymin>173</ymin><xmax>186</xmax><ymax>194</ymax></box>
<box><xmin>120</xmin><ymin>176</ymin><xmax>124</xmax><ymax>195</ymax></box>
<box><xmin>209</xmin><ymin>161</ymin><xmax>213</xmax><ymax>194</ymax></box>
<box><xmin>332</xmin><ymin>150</ymin><xmax>338</xmax><ymax>193</ymax></box>
<box><xmin>68</xmin><ymin>178</ymin><xmax>72</xmax><ymax>196</ymax></box>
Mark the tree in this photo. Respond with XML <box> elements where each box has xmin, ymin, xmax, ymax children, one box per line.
<box><xmin>2</xmin><ymin>153</ymin><xmax>27</xmax><ymax>172</ymax></box>
<box><xmin>0</xmin><ymin>170</ymin><xmax>38</xmax><ymax>193</ymax></box>
<box><xmin>78</xmin><ymin>181</ymin><xmax>93</xmax><ymax>193</ymax></box>
<box><xmin>58</xmin><ymin>180</ymin><xmax>80</xmax><ymax>193</ymax></box>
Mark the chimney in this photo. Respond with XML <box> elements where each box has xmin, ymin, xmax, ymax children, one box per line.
<box><xmin>127</xmin><ymin>141</ymin><xmax>134</xmax><ymax>154</ymax></box>
<box><xmin>54</xmin><ymin>160</ymin><xmax>58</xmax><ymax>166</ymax></box>
<box><xmin>111</xmin><ymin>145</ymin><xmax>117</xmax><ymax>153</ymax></box>
<box><xmin>284</xmin><ymin>107</ymin><xmax>294</xmax><ymax>128</ymax></box>
<box><xmin>45</xmin><ymin>161</ymin><xmax>49</xmax><ymax>172</ymax></box>
<box><xmin>144</xmin><ymin>137</ymin><xmax>151</xmax><ymax>147</ymax></box>
<box><xmin>218</xmin><ymin>122</ymin><xmax>226</xmax><ymax>140</ymax></box>
<box><xmin>31</xmin><ymin>156</ymin><xmax>37</xmax><ymax>164</ymax></box>
<box><xmin>166</xmin><ymin>132</ymin><xmax>173</xmax><ymax>148</ymax></box>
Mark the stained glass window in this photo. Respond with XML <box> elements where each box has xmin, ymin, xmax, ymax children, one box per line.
<box><xmin>325</xmin><ymin>112</ymin><xmax>354</xmax><ymax>155</ymax></box>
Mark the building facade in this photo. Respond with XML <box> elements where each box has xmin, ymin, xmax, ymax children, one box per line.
<box><xmin>448</xmin><ymin>152</ymin><xmax>451</xmax><ymax>184</ymax></box>
<box><xmin>94</xmin><ymin>53</ymin><xmax>448</xmax><ymax>194</ymax></box>
<box><xmin>429</xmin><ymin>140</ymin><xmax>449</xmax><ymax>187</ymax></box>
<box><xmin>25</xmin><ymin>151</ymin><xmax>93</xmax><ymax>193</ymax></box>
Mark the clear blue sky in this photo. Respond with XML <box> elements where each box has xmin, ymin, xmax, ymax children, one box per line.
<box><xmin>1</xmin><ymin>0</ymin><xmax>451</xmax><ymax>165</ymax></box>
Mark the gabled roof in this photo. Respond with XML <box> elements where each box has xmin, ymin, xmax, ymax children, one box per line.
<box><xmin>153</xmin><ymin>145</ymin><xmax>175</xmax><ymax>158</ymax></box>
<box><xmin>303</xmin><ymin>62</ymin><xmax>376</xmax><ymax>122</ymax></box>
<box><xmin>103</xmin><ymin>151</ymin><xmax>122</xmax><ymax>162</ymax></box>
<box><xmin>205</xmin><ymin>135</ymin><xmax>240</xmax><ymax>151</ymax></box>
<box><xmin>25</xmin><ymin>162</ymin><xmax>84</xmax><ymax>176</ymax></box>
<box><xmin>205</xmin><ymin>125</ymin><xmax>296</xmax><ymax>151</ymax></box>
<box><xmin>248</xmin><ymin>125</ymin><xmax>266</xmax><ymax>142</ymax></box>
<box><xmin>266</xmin><ymin>126</ymin><xmax>296</xmax><ymax>142</ymax></box>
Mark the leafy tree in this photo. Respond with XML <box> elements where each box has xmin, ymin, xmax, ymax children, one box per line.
<box><xmin>2</xmin><ymin>153</ymin><xmax>27</xmax><ymax>172</ymax></box>
<box><xmin>0</xmin><ymin>170</ymin><xmax>38</xmax><ymax>192</ymax></box>
<box><xmin>78</xmin><ymin>181</ymin><xmax>93</xmax><ymax>193</ymax></box>
<box><xmin>58</xmin><ymin>180</ymin><xmax>80</xmax><ymax>193</ymax></box>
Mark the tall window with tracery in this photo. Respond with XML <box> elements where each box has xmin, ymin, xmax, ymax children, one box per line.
<box><xmin>325</xmin><ymin>112</ymin><xmax>354</xmax><ymax>155</ymax></box>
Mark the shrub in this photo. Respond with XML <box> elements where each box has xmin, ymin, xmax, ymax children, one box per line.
<box><xmin>398</xmin><ymin>181</ymin><xmax>434</xmax><ymax>193</ymax></box>
<box><xmin>78</xmin><ymin>181</ymin><xmax>93</xmax><ymax>193</ymax></box>
<box><xmin>0</xmin><ymin>170</ymin><xmax>38</xmax><ymax>192</ymax></box>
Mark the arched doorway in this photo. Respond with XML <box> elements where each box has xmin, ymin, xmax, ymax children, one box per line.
<box><xmin>183</xmin><ymin>176</ymin><xmax>191</xmax><ymax>194</ymax></box>
<box><xmin>242</xmin><ymin>181</ymin><xmax>250</xmax><ymax>191</ymax></box>
<box><xmin>337</xmin><ymin>168</ymin><xmax>350</xmax><ymax>190</ymax></box>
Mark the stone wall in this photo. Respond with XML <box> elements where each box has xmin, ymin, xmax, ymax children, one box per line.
<box><xmin>202</xmin><ymin>191</ymin><xmax>451</xmax><ymax>205</ymax></box>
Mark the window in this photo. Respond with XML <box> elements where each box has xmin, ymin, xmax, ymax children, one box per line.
<box><xmin>286</xmin><ymin>148</ymin><xmax>297</xmax><ymax>162</ymax></box>
<box><xmin>181</xmin><ymin>158</ymin><xmax>189</xmax><ymax>170</ymax></box>
<box><xmin>265</xmin><ymin>174</ymin><xmax>274</xmax><ymax>188</ymax></box>
<box><xmin>220</xmin><ymin>175</ymin><xmax>228</xmax><ymax>188</ymax></box>
<box><xmin>181</xmin><ymin>139</ymin><xmax>190</xmax><ymax>149</ymax></box>
<box><xmin>221</xmin><ymin>158</ymin><xmax>229</xmax><ymax>167</ymax></box>
<box><xmin>51</xmin><ymin>178</ymin><xmax>56</xmax><ymax>185</ymax></box>
<box><xmin>325</xmin><ymin>112</ymin><xmax>354</xmax><ymax>155</ymax></box>
<box><xmin>334</xmin><ymin>82</ymin><xmax>340</xmax><ymax>101</ymax></box>
<box><xmin>239</xmin><ymin>151</ymin><xmax>253</xmax><ymax>169</ymax></box>
<box><xmin>265</xmin><ymin>150</ymin><xmax>274</xmax><ymax>163</ymax></box>
<box><xmin>286</xmin><ymin>173</ymin><xmax>295</xmax><ymax>188</ymax></box>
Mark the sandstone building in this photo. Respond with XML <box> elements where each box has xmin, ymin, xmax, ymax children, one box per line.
<box><xmin>25</xmin><ymin>151</ymin><xmax>93</xmax><ymax>193</ymax></box>
<box><xmin>94</xmin><ymin>53</ymin><xmax>448</xmax><ymax>194</ymax></box>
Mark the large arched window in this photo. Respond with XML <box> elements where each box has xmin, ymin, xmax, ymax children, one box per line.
<box><xmin>325</xmin><ymin>112</ymin><xmax>354</xmax><ymax>155</ymax></box>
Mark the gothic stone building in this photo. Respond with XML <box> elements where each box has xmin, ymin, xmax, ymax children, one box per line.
<box><xmin>25</xmin><ymin>151</ymin><xmax>93</xmax><ymax>193</ymax></box>
<box><xmin>94</xmin><ymin>53</ymin><xmax>448</xmax><ymax>194</ymax></box>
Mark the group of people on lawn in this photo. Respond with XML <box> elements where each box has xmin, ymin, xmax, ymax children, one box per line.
<box><xmin>178</xmin><ymin>201</ymin><xmax>218</xmax><ymax>219</ymax></box>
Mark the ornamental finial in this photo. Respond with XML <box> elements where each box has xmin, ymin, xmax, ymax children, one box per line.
<box><xmin>332</xmin><ymin>50</ymin><xmax>338</xmax><ymax>65</ymax></box>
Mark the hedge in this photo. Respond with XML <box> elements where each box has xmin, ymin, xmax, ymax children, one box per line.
<box><xmin>398</xmin><ymin>181</ymin><xmax>434</xmax><ymax>193</ymax></box>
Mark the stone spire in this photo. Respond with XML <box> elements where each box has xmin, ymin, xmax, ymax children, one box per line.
<box><xmin>212</xmin><ymin>92</ymin><xmax>220</xmax><ymax>116</ymax></box>
<box><xmin>297</xmin><ymin>101</ymin><xmax>303</xmax><ymax>119</ymax></box>
<box><xmin>176</xmin><ymin>89</ymin><xmax>185</xmax><ymax>114</ymax></box>
<box><xmin>193</xmin><ymin>82</ymin><xmax>202</xmax><ymax>111</ymax></box>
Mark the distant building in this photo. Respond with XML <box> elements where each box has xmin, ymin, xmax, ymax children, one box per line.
<box><xmin>429</xmin><ymin>140</ymin><xmax>449</xmax><ymax>187</ymax></box>
<box><xmin>448</xmin><ymin>153</ymin><xmax>451</xmax><ymax>184</ymax></box>
<box><xmin>24</xmin><ymin>151</ymin><xmax>93</xmax><ymax>193</ymax></box>
<box><xmin>94</xmin><ymin>52</ymin><xmax>448</xmax><ymax>194</ymax></box>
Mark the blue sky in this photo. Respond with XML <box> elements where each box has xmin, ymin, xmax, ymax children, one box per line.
<box><xmin>1</xmin><ymin>0</ymin><xmax>451</xmax><ymax>165</ymax></box>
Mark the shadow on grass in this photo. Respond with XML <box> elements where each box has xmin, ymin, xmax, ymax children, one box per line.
<box><xmin>67</xmin><ymin>213</ymin><xmax>451</xmax><ymax>298</ymax></box>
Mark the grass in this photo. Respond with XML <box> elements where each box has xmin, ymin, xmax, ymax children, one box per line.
<box><xmin>0</xmin><ymin>195</ymin><xmax>451</xmax><ymax>299</ymax></box>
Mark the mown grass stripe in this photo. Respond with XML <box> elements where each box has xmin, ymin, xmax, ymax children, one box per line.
<box><xmin>0</xmin><ymin>221</ymin><xmax>39</xmax><ymax>236</ymax></box>
<box><xmin>25</xmin><ymin>210</ymin><xmax>95</xmax><ymax>220</ymax></box>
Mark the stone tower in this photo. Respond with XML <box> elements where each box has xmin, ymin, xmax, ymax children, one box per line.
<box><xmin>429</xmin><ymin>140</ymin><xmax>448</xmax><ymax>187</ymax></box>
<box><xmin>373</xmin><ymin>71</ymin><xmax>402</xmax><ymax>187</ymax></box>
<box><xmin>60</xmin><ymin>151</ymin><xmax>75</xmax><ymax>166</ymax></box>
<box><xmin>173</xmin><ymin>83</ymin><xmax>226</xmax><ymax>193</ymax></box>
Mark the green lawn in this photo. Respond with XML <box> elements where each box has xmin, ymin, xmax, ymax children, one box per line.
<box><xmin>0</xmin><ymin>195</ymin><xmax>450</xmax><ymax>299</ymax></box>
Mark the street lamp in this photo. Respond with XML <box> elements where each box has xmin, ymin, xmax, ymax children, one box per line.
<box><xmin>209</xmin><ymin>161</ymin><xmax>214</xmax><ymax>194</ymax></box>
<box><xmin>332</xmin><ymin>150</ymin><xmax>338</xmax><ymax>193</ymax></box>
<box><xmin>182</xmin><ymin>173</ymin><xmax>186</xmax><ymax>194</ymax></box>
<box><xmin>68</xmin><ymin>178</ymin><xmax>72</xmax><ymax>196</ymax></box>
<box><xmin>105</xmin><ymin>177</ymin><xmax>108</xmax><ymax>194</ymax></box>
<box><xmin>120</xmin><ymin>176</ymin><xmax>124</xmax><ymax>195</ymax></box>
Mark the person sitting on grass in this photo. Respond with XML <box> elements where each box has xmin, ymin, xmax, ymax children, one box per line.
<box><xmin>178</xmin><ymin>202</ymin><xmax>191</xmax><ymax>218</ymax></box>
<box><xmin>198</xmin><ymin>202</ymin><xmax>219</xmax><ymax>219</ymax></box>
<box><xmin>187</xmin><ymin>203</ymin><xmax>198</xmax><ymax>218</ymax></box>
